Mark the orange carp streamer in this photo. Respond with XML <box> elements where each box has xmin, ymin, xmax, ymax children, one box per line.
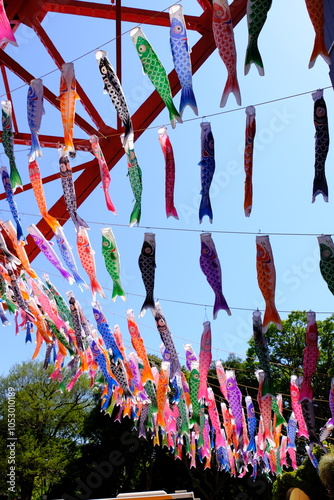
<box><xmin>256</xmin><ymin>235</ymin><xmax>282</xmax><ymax>333</ymax></box>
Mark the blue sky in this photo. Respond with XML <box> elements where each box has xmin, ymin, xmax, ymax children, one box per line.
<box><xmin>1</xmin><ymin>0</ymin><xmax>334</xmax><ymax>377</ymax></box>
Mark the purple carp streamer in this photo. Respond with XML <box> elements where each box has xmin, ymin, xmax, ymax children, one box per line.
<box><xmin>199</xmin><ymin>232</ymin><xmax>231</xmax><ymax>318</ymax></box>
<box><xmin>199</xmin><ymin>122</ymin><xmax>215</xmax><ymax>224</ymax></box>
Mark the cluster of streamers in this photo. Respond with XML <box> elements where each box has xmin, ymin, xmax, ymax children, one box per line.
<box><xmin>58</xmin><ymin>62</ymin><xmax>80</xmax><ymax>158</ymax></box>
<box><xmin>199</xmin><ymin>232</ymin><xmax>231</xmax><ymax>319</ymax></box>
<box><xmin>199</xmin><ymin>122</ymin><xmax>215</xmax><ymax>224</ymax></box>
<box><xmin>255</xmin><ymin>235</ymin><xmax>282</xmax><ymax>333</ymax></box>
<box><xmin>28</xmin><ymin>156</ymin><xmax>89</xmax><ymax>292</ymax></box>
<box><xmin>311</xmin><ymin>89</ymin><xmax>329</xmax><ymax>203</ymax></box>
<box><xmin>77</xmin><ymin>315</ymin><xmax>325</xmax><ymax>473</ymax></box>
<box><xmin>212</xmin><ymin>0</ymin><xmax>241</xmax><ymax>107</ymax></box>
<box><xmin>1</xmin><ymin>100</ymin><xmax>22</xmax><ymax>190</ymax></box>
<box><xmin>157</xmin><ymin>127</ymin><xmax>178</xmax><ymax>220</ymax></box>
<box><xmin>244</xmin><ymin>0</ymin><xmax>273</xmax><ymax>76</ymax></box>
<box><xmin>169</xmin><ymin>4</ymin><xmax>198</xmax><ymax>117</ymax></box>
<box><xmin>130</xmin><ymin>26</ymin><xmax>182</xmax><ymax>129</ymax></box>
<box><xmin>0</xmin><ymin>247</ymin><xmax>331</xmax><ymax>473</ymax></box>
<box><xmin>244</xmin><ymin>106</ymin><xmax>256</xmax><ymax>217</ymax></box>
<box><xmin>90</xmin><ymin>135</ymin><xmax>116</xmax><ymax>214</ymax></box>
<box><xmin>27</xmin><ymin>78</ymin><xmax>44</xmax><ymax>160</ymax></box>
<box><xmin>27</xmin><ymin>157</ymin><xmax>87</xmax><ymax>292</ymax></box>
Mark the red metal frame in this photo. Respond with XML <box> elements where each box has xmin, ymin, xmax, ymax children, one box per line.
<box><xmin>0</xmin><ymin>0</ymin><xmax>247</xmax><ymax>260</ymax></box>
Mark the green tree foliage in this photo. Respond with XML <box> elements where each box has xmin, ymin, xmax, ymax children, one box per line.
<box><xmin>0</xmin><ymin>361</ymin><xmax>95</xmax><ymax>500</ymax></box>
<box><xmin>272</xmin><ymin>448</ymin><xmax>328</xmax><ymax>500</ymax></box>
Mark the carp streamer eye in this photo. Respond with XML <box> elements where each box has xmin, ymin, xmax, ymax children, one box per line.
<box><xmin>138</xmin><ymin>44</ymin><xmax>146</xmax><ymax>54</ymax></box>
<box><xmin>316</xmin><ymin>106</ymin><xmax>326</xmax><ymax>118</ymax></box>
<box><xmin>173</xmin><ymin>25</ymin><xmax>182</xmax><ymax>33</ymax></box>
<box><xmin>309</xmin><ymin>331</ymin><xmax>317</xmax><ymax>341</ymax></box>
<box><xmin>322</xmin><ymin>249</ymin><xmax>331</xmax><ymax>258</ymax></box>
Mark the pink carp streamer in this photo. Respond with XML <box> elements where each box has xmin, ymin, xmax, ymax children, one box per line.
<box><xmin>90</xmin><ymin>135</ymin><xmax>117</xmax><ymax>214</ymax></box>
<box><xmin>0</xmin><ymin>0</ymin><xmax>17</xmax><ymax>46</ymax></box>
